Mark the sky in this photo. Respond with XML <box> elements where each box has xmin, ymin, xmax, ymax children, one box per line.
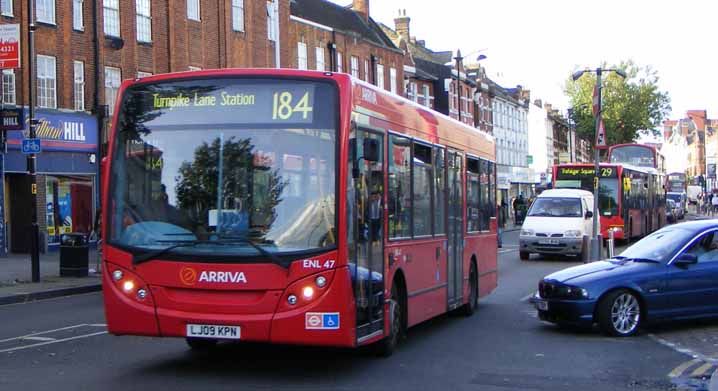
<box><xmin>331</xmin><ymin>0</ymin><xmax>718</xmax><ymax>126</ymax></box>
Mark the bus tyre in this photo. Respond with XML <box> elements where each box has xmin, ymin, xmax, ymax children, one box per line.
<box><xmin>460</xmin><ymin>263</ymin><xmax>478</xmax><ymax>316</ymax></box>
<box><xmin>519</xmin><ymin>251</ymin><xmax>530</xmax><ymax>261</ymax></box>
<box><xmin>376</xmin><ymin>285</ymin><xmax>402</xmax><ymax>357</ymax></box>
<box><xmin>186</xmin><ymin>337</ymin><xmax>218</xmax><ymax>351</ymax></box>
<box><xmin>597</xmin><ymin>289</ymin><xmax>642</xmax><ymax>337</ymax></box>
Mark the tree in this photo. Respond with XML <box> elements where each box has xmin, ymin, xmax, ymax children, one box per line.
<box><xmin>565</xmin><ymin>60</ymin><xmax>671</xmax><ymax>147</ymax></box>
<box><xmin>174</xmin><ymin>136</ymin><xmax>286</xmax><ymax>240</ymax></box>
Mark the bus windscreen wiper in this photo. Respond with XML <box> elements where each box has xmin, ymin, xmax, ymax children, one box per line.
<box><xmin>132</xmin><ymin>238</ymin><xmax>291</xmax><ymax>268</ymax></box>
<box><xmin>133</xmin><ymin>240</ymin><xmax>214</xmax><ymax>265</ymax></box>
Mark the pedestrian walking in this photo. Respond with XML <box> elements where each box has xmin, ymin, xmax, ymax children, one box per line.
<box><xmin>711</xmin><ymin>192</ymin><xmax>718</xmax><ymax>216</ymax></box>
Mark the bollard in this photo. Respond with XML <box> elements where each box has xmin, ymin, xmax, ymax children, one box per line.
<box><xmin>581</xmin><ymin>235</ymin><xmax>590</xmax><ymax>263</ymax></box>
<box><xmin>606</xmin><ymin>228</ymin><xmax>615</xmax><ymax>259</ymax></box>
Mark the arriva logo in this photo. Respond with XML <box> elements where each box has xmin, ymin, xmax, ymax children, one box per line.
<box><xmin>199</xmin><ymin>271</ymin><xmax>247</xmax><ymax>284</ymax></box>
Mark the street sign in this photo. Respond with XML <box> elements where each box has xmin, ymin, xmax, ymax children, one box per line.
<box><xmin>0</xmin><ymin>107</ymin><xmax>24</xmax><ymax>131</ymax></box>
<box><xmin>0</xmin><ymin>24</ymin><xmax>20</xmax><ymax>69</ymax></box>
<box><xmin>21</xmin><ymin>138</ymin><xmax>41</xmax><ymax>154</ymax></box>
<box><xmin>596</xmin><ymin>118</ymin><xmax>607</xmax><ymax>149</ymax></box>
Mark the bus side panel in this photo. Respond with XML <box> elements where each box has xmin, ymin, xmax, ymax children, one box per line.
<box><xmin>389</xmin><ymin>239</ymin><xmax>446</xmax><ymax>327</ymax></box>
<box><xmin>467</xmin><ymin>233</ymin><xmax>498</xmax><ymax>299</ymax></box>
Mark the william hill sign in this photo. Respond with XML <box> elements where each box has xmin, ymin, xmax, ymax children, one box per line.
<box><xmin>0</xmin><ymin>108</ymin><xmax>23</xmax><ymax>131</ymax></box>
<box><xmin>5</xmin><ymin>109</ymin><xmax>97</xmax><ymax>152</ymax></box>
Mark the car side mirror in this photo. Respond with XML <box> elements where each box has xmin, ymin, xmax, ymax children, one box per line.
<box><xmin>674</xmin><ymin>253</ymin><xmax>698</xmax><ymax>266</ymax></box>
<box><xmin>585</xmin><ymin>211</ymin><xmax>593</xmax><ymax>219</ymax></box>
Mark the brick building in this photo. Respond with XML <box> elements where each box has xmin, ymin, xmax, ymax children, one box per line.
<box><xmin>288</xmin><ymin>0</ymin><xmax>403</xmax><ymax>91</ymax></box>
<box><xmin>663</xmin><ymin>110</ymin><xmax>718</xmax><ymax>183</ymax></box>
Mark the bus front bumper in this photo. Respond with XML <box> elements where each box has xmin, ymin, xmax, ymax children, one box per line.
<box><xmin>103</xmin><ymin>265</ymin><xmax>360</xmax><ymax>348</ymax></box>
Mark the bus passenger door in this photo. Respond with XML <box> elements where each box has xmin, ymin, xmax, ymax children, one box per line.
<box><xmin>447</xmin><ymin>150</ymin><xmax>464</xmax><ymax>310</ymax></box>
<box><xmin>348</xmin><ymin>128</ymin><xmax>385</xmax><ymax>341</ymax></box>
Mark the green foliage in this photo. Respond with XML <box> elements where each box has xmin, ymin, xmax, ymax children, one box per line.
<box><xmin>565</xmin><ymin>60</ymin><xmax>671</xmax><ymax>147</ymax></box>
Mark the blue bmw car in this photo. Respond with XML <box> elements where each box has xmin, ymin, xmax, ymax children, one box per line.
<box><xmin>533</xmin><ymin>220</ymin><xmax>718</xmax><ymax>336</ymax></box>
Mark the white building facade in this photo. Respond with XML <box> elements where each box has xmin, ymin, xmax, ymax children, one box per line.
<box><xmin>493</xmin><ymin>90</ymin><xmax>530</xmax><ymax>201</ymax></box>
<box><xmin>527</xmin><ymin>100</ymin><xmax>553</xmax><ymax>186</ymax></box>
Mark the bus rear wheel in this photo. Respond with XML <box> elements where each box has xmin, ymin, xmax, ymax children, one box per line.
<box><xmin>186</xmin><ymin>337</ymin><xmax>218</xmax><ymax>351</ymax></box>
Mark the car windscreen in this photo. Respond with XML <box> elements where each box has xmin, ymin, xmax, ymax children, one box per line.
<box><xmin>528</xmin><ymin>197</ymin><xmax>582</xmax><ymax>218</ymax></box>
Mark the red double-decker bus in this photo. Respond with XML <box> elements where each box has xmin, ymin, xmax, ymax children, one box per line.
<box><xmin>553</xmin><ymin>162</ymin><xmax>665</xmax><ymax>240</ymax></box>
<box><xmin>101</xmin><ymin>69</ymin><xmax>497</xmax><ymax>355</ymax></box>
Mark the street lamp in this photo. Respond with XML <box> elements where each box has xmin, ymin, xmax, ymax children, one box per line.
<box><xmin>572</xmin><ymin>67</ymin><xmax>627</xmax><ymax>262</ymax></box>
<box><xmin>446</xmin><ymin>49</ymin><xmax>487</xmax><ymax>123</ymax></box>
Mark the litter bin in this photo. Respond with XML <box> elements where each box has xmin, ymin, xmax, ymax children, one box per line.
<box><xmin>60</xmin><ymin>233</ymin><xmax>89</xmax><ymax>277</ymax></box>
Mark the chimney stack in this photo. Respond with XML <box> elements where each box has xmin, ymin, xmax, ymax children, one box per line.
<box><xmin>352</xmin><ymin>0</ymin><xmax>369</xmax><ymax>23</ymax></box>
<box><xmin>394</xmin><ymin>9</ymin><xmax>410</xmax><ymax>41</ymax></box>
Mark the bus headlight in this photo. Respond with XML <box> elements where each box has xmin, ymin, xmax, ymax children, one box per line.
<box><xmin>316</xmin><ymin>276</ymin><xmax>327</xmax><ymax>287</ymax></box>
<box><xmin>302</xmin><ymin>286</ymin><xmax>315</xmax><ymax>299</ymax></box>
<box><xmin>279</xmin><ymin>270</ymin><xmax>336</xmax><ymax>311</ymax></box>
<box><xmin>107</xmin><ymin>264</ymin><xmax>154</xmax><ymax>306</ymax></box>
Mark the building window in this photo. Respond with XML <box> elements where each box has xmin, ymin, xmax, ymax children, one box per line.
<box><xmin>315</xmin><ymin>46</ymin><xmax>325</xmax><ymax>71</ymax></box>
<box><xmin>407</xmin><ymin>82</ymin><xmax>417</xmax><ymax>102</ymax></box>
<box><xmin>37</xmin><ymin>55</ymin><xmax>56</xmax><ymax>108</ymax></box>
<box><xmin>137</xmin><ymin>71</ymin><xmax>152</xmax><ymax>78</ymax></box>
<box><xmin>36</xmin><ymin>0</ymin><xmax>55</xmax><ymax>24</ymax></box>
<box><xmin>73</xmin><ymin>61</ymin><xmax>85</xmax><ymax>111</ymax></box>
<box><xmin>232</xmin><ymin>0</ymin><xmax>244</xmax><ymax>31</ymax></box>
<box><xmin>350</xmin><ymin>56</ymin><xmax>359</xmax><ymax>78</ymax></box>
<box><xmin>297</xmin><ymin>41</ymin><xmax>307</xmax><ymax>70</ymax></box>
<box><xmin>364</xmin><ymin>59</ymin><xmax>369</xmax><ymax>82</ymax></box>
<box><xmin>103</xmin><ymin>0</ymin><xmax>119</xmax><ymax>37</ymax></box>
<box><xmin>72</xmin><ymin>0</ymin><xmax>84</xmax><ymax>29</ymax></box>
<box><xmin>389</xmin><ymin>67</ymin><xmax>397</xmax><ymax>94</ymax></box>
<box><xmin>2</xmin><ymin>69</ymin><xmax>15</xmax><ymax>105</ymax></box>
<box><xmin>266</xmin><ymin>1</ymin><xmax>276</xmax><ymax>41</ymax></box>
<box><xmin>1</xmin><ymin>0</ymin><xmax>12</xmax><ymax>17</ymax></box>
<box><xmin>104</xmin><ymin>66</ymin><xmax>121</xmax><ymax>115</ymax></box>
<box><xmin>376</xmin><ymin>64</ymin><xmax>384</xmax><ymax>90</ymax></box>
<box><xmin>187</xmin><ymin>0</ymin><xmax>199</xmax><ymax>21</ymax></box>
<box><xmin>136</xmin><ymin>0</ymin><xmax>151</xmax><ymax>42</ymax></box>
<box><xmin>422</xmin><ymin>85</ymin><xmax>432</xmax><ymax>108</ymax></box>
<box><xmin>336</xmin><ymin>52</ymin><xmax>342</xmax><ymax>73</ymax></box>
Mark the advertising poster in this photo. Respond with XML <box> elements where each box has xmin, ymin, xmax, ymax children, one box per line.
<box><xmin>57</xmin><ymin>180</ymin><xmax>73</xmax><ymax>234</ymax></box>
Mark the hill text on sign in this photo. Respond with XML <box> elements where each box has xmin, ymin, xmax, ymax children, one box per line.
<box><xmin>0</xmin><ymin>24</ymin><xmax>20</xmax><ymax>69</ymax></box>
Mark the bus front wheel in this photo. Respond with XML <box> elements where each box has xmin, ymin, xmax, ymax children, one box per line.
<box><xmin>375</xmin><ymin>285</ymin><xmax>403</xmax><ymax>357</ymax></box>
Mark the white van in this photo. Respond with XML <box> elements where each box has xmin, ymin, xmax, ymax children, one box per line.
<box><xmin>519</xmin><ymin>189</ymin><xmax>594</xmax><ymax>260</ymax></box>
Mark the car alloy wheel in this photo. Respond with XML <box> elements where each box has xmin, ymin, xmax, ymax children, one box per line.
<box><xmin>598</xmin><ymin>289</ymin><xmax>642</xmax><ymax>336</ymax></box>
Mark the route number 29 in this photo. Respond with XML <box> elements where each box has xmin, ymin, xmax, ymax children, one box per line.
<box><xmin>600</xmin><ymin>168</ymin><xmax>613</xmax><ymax>177</ymax></box>
<box><xmin>272</xmin><ymin>91</ymin><xmax>313</xmax><ymax>120</ymax></box>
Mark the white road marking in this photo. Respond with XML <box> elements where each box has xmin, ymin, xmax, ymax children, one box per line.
<box><xmin>498</xmin><ymin>249</ymin><xmax>516</xmax><ymax>253</ymax></box>
<box><xmin>520</xmin><ymin>293</ymin><xmax>534</xmax><ymax>302</ymax></box>
<box><xmin>649</xmin><ymin>334</ymin><xmax>718</xmax><ymax>365</ymax></box>
<box><xmin>21</xmin><ymin>336</ymin><xmax>56</xmax><ymax>342</ymax></box>
<box><xmin>0</xmin><ymin>331</ymin><xmax>108</xmax><ymax>354</ymax></box>
<box><xmin>0</xmin><ymin>324</ymin><xmax>88</xmax><ymax>344</ymax></box>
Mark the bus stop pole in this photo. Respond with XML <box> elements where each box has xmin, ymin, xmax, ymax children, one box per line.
<box><xmin>590</xmin><ymin>69</ymin><xmax>602</xmax><ymax>262</ymax></box>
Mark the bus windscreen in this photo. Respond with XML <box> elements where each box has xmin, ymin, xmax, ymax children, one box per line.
<box><xmin>554</xmin><ymin>166</ymin><xmax>619</xmax><ymax>216</ymax></box>
<box><xmin>108</xmin><ymin>78</ymin><xmax>338</xmax><ymax>262</ymax></box>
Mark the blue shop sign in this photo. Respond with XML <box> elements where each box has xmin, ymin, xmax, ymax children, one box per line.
<box><xmin>6</xmin><ymin>109</ymin><xmax>98</xmax><ymax>152</ymax></box>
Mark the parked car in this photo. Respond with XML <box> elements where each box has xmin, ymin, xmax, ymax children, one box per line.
<box><xmin>666</xmin><ymin>192</ymin><xmax>686</xmax><ymax>220</ymax></box>
<box><xmin>533</xmin><ymin>220</ymin><xmax>718</xmax><ymax>336</ymax></box>
<box><xmin>519</xmin><ymin>189</ymin><xmax>594</xmax><ymax>260</ymax></box>
<box><xmin>666</xmin><ymin>199</ymin><xmax>677</xmax><ymax>223</ymax></box>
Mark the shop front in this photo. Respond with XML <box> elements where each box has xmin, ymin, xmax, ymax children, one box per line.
<box><xmin>3</xmin><ymin>109</ymin><xmax>98</xmax><ymax>253</ymax></box>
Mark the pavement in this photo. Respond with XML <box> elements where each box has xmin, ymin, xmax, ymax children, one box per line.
<box><xmin>0</xmin><ymin>247</ymin><xmax>102</xmax><ymax>305</ymax></box>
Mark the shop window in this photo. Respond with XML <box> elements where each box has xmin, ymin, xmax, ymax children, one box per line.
<box><xmin>412</xmin><ymin>142</ymin><xmax>433</xmax><ymax>237</ymax></box>
<box><xmin>389</xmin><ymin>135</ymin><xmax>411</xmax><ymax>239</ymax></box>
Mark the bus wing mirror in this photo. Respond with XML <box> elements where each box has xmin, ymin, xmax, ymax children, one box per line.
<box><xmin>585</xmin><ymin>211</ymin><xmax>593</xmax><ymax>219</ymax></box>
<box><xmin>363</xmin><ymin>138</ymin><xmax>380</xmax><ymax>162</ymax></box>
